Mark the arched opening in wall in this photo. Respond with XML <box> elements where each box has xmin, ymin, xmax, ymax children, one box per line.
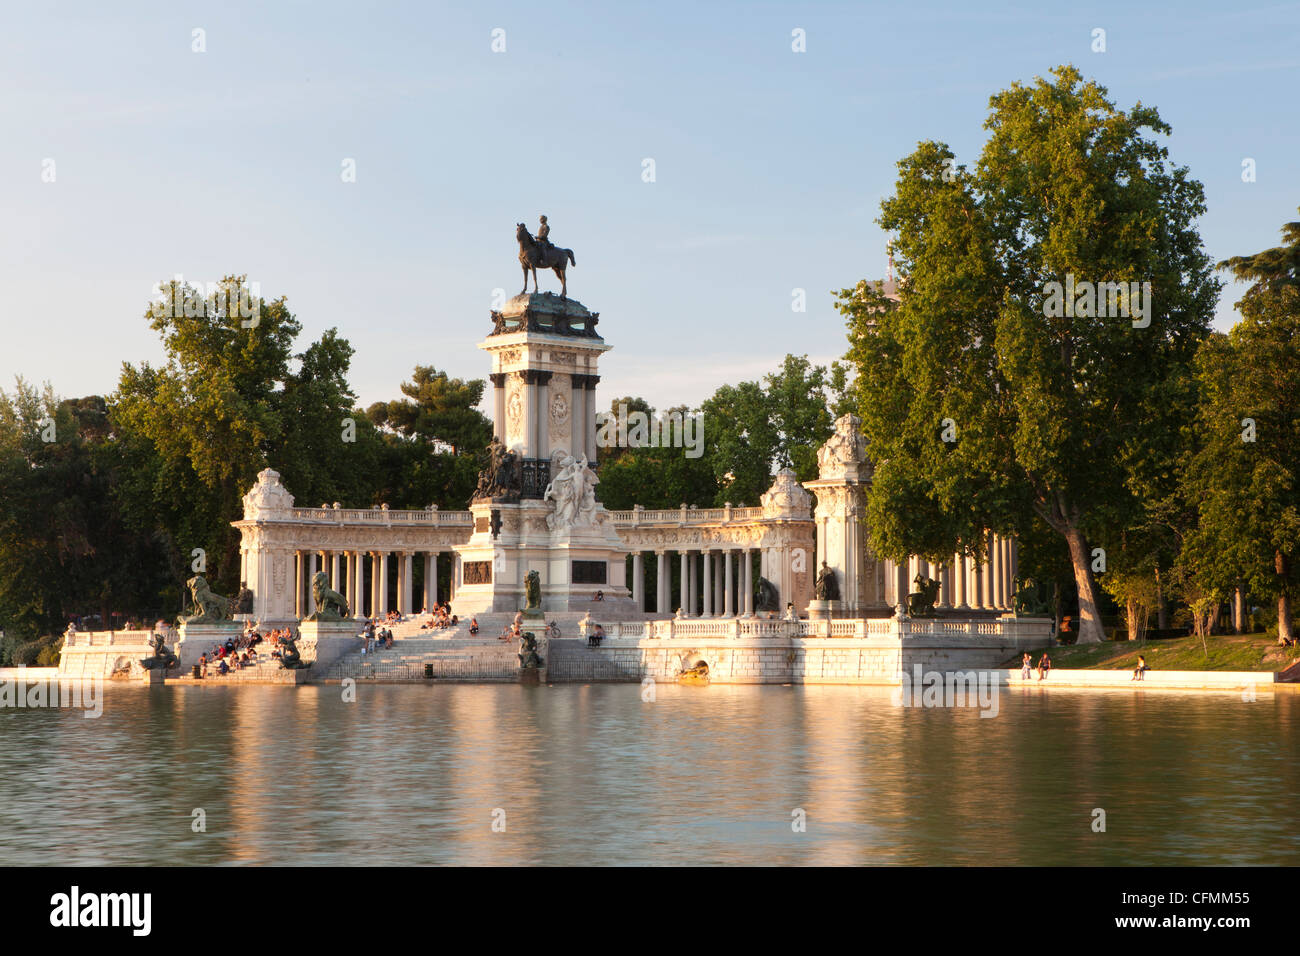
<box><xmin>678</xmin><ymin>651</ymin><xmax>710</xmax><ymax>683</ymax></box>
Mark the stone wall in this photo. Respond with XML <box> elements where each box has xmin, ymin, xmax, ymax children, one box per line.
<box><xmin>545</xmin><ymin>616</ymin><xmax>1055</xmax><ymax>684</ymax></box>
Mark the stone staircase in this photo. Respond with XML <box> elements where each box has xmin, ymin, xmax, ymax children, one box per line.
<box><xmin>320</xmin><ymin>610</ymin><xmax>619</xmax><ymax>681</ymax></box>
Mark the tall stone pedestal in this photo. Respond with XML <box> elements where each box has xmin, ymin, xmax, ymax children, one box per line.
<box><xmin>298</xmin><ymin>619</ymin><xmax>362</xmax><ymax>672</ymax></box>
<box><xmin>459</xmin><ymin>292</ymin><xmax>636</xmax><ymax>618</ymax></box>
<box><xmin>454</xmin><ymin>498</ymin><xmax>636</xmax><ymax>617</ymax></box>
<box><xmin>804</xmin><ymin>414</ymin><xmax>885</xmax><ymax>616</ymax></box>
<box><xmin>174</xmin><ymin>622</ymin><xmax>243</xmax><ymax>671</ymax></box>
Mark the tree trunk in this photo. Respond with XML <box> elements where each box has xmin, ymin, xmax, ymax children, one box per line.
<box><xmin>1276</xmin><ymin>551</ymin><xmax>1293</xmax><ymax>645</ymax></box>
<box><xmin>1064</xmin><ymin>525</ymin><xmax>1105</xmax><ymax>644</ymax></box>
<box><xmin>1156</xmin><ymin>571</ymin><xmax>1168</xmax><ymax>629</ymax></box>
<box><xmin>1233</xmin><ymin>587</ymin><xmax>1245</xmax><ymax>634</ymax></box>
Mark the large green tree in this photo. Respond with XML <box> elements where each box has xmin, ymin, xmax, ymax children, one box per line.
<box><xmin>701</xmin><ymin>354</ymin><xmax>835</xmax><ymax>505</ymax></box>
<box><xmin>840</xmin><ymin>65</ymin><xmax>1218</xmax><ymax>643</ymax></box>
<box><xmin>112</xmin><ymin>277</ymin><xmax>370</xmax><ymax>592</ymax></box>
<box><xmin>1180</xmin><ymin>211</ymin><xmax>1300</xmax><ymax>643</ymax></box>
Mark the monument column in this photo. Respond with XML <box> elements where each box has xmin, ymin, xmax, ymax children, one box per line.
<box><xmin>402</xmin><ymin>552</ymin><xmax>414</xmax><ymax>614</ymax></box>
<box><xmin>990</xmin><ymin>533</ymin><xmax>1003</xmax><ymax>609</ymax></box>
<box><xmin>294</xmin><ymin>552</ymin><xmax>304</xmax><ymax>617</ymax></box>
<box><xmin>521</xmin><ymin>373</ymin><xmax>538</xmax><ymax>459</ymax></box>
<box><xmin>1009</xmin><ymin>538</ymin><xmax>1019</xmax><ymax>601</ymax></box>
<box><xmin>380</xmin><ymin>552</ymin><xmax>391</xmax><ymax>615</ymax></box>
<box><xmin>490</xmin><ymin>373</ymin><xmax>507</xmax><ymax>443</ymax></box>
<box><xmin>570</xmin><ymin>375</ymin><xmax>587</xmax><ymax>460</ymax></box>
<box><xmin>584</xmin><ymin>376</ymin><xmax>600</xmax><ymax>462</ymax></box>
<box><xmin>655</xmin><ymin>551</ymin><xmax>668</xmax><ymax>615</ymax></box>
<box><xmin>896</xmin><ymin>562</ymin><xmax>909</xmax><ymax>611</ymax></box>
<box><xmin>425</xmin><ymin>552</ymin><xmax>437</xmax><ymax>609</ymax></box>
<box><xmin>332</xmin><ymin>551</ymin><xmax>342</xmax><ymax>591</ymax></box>
<box><xmin>723</xmin><ymin>551</ymin><xmax>734</xmax><ymax>617</ymax></box>
<box><xmin>954</xmin><ymin>553</ymin><xmax>968</xmax><ymax>609</ymax></box>
<box><xmin>742</xmin><ymin>548</ymin><xmax>753</xmax><ymax>616</ymax></box>
<box><xmin>354</xmin><ymin>551</ymin><xmax>366</xmax><ymax>619</ymax></box>
<box><xmin>702</xmin><ymin>549</ymin><xmax>713</xmax><ymax>617</ymax></box>
<box><xmin>630</xmin><ymin>552</ymin><xmax>642</xmax><ymax>611</ymax></box>
<box><xmin>937</xmin><ymin>562</ymin><xmax>950</xmax><ymax>609</ymax></box>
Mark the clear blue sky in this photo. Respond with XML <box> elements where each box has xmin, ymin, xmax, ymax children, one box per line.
<box><xmin>2</xmin><ymin>0</ymin><xmax>1296</xmax><ymax>413</ymax></box>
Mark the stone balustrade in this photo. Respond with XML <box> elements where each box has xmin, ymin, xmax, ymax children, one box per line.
<box><xmin>585</xmin><ymin>614</ymin><xmax>1052</xmax><ymax>643</ymax></box>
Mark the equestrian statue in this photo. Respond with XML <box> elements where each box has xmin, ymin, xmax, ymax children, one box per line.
<box><xmin>516</xmin><ymin>215</ymin><xmax>575</xmax><ymax>298</ymax></box>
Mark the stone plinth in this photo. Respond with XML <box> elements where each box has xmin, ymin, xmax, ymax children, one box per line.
<box><xmin>453</xmin><ymin>498</ymin><xmax>637</xmax><ymax>617</ymax></box>
<box><xmin>807</xmin><ymin>599</ymin><xmax>841</xmax><ymax>621</ymax></box>
<box><xmin>297</xmin><ymin>619</ymin><xmax>362</xmax><ymax>672</ymax></box>
<box><xmin>174</xmin><ymin>622</ymin><xmax>243</xmax><ymax>671</ymax></box>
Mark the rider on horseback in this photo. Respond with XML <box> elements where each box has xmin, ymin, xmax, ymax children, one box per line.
<box><xmin>536</xmin><ymin>215</ymin><xmax>554</xmax><ymax>255</ymax></box>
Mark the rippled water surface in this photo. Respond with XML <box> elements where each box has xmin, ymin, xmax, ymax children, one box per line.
<box><xmin>1</xmin><ymin>682</ymin><xmax>1297</xmax><ymax>865</ymax></box>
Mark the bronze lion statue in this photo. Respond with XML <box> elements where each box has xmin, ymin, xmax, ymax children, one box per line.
<box><xmin>180</xmin><ymin>575</ymin><xmax>233</xmax><ymax>625</ymax></box>
<box><xmin>307</xmin><ymin>571</ymin><xmax>350</xmax><ymax>621</ymax></box>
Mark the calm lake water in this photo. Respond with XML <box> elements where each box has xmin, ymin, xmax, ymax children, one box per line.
<box><xmin>1</xmin><ymin>682</ymin><xmax>1297</xmax><ymax>866</ymax></box>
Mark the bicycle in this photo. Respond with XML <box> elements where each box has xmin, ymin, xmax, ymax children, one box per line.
<box><xmin>544</xmin><ymin>621</ymin><xmax>562</xmax><ymax>640</ymax></box>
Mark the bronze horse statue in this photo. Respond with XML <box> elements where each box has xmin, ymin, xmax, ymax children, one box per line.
<box><xmin>517</xmin><ymin>223</ymin><xmax>575</xmax><ymax>298</ymax></box>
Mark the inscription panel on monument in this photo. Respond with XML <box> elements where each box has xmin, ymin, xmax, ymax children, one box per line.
<box><xmin>463</xmin><ymin>561</ymin><xmax>493</xmax><ymax>585</ymax></box>
<box><xmin>572</xmin><ymin>560</ymin><xmax>607</xmax><ymax>584</ymax></box>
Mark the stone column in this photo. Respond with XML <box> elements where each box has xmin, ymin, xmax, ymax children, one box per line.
<box><xmin>980</xmin><ymin>534</ymin><xmax>993</xmax><ymax>609</ymax></box>
<box><xmin>742</xmin><ymin>548</ymin><xmax>753</xmax><ymax>616</ymax></box>
<box><xmin>522</xmin><ymin>374</ymin><xmax>538</xmax><ymax>460</ymax></box>
<box><xmin>570</xmin><ymin>377</ymin><xmax>586</xmax><ymax>460</ymax></box>
<box><xmin>954</xmin><ymin>553</ymin><xmax>968</xmax><ymax>609</ymax></box>
<box><xmin>369</xmin><ymin>552</ymin><xmax>379</xmax><ymax>617</ymax></box>
<box><xmin>294</xmin><ymin>551</ymin><xmax>304</xmax><ymax>618</ymax></box>
<box><xmin>584</xmin><ymin>376</ymin><xmax>600</xmax><ymax>463</ymax></box>
<box><xmin>402</xmin><ymin>552</ymin><xmax>414</xmax><ymax>613</ymax></box>
<box><xmin>723</xmin><ymin>551</ymin><xmax>734</xmax><ymax>617</ymax></box>
<box><xmin>490</xmin><ymin>372</ymin><xmax>506</xmax><ymax>443</ymax></box>
<box><xmin>1010</xmin><ymin>537</ymin><xmax>1019</xmax><ymax>599</ymax></box>
<box><xmin>991</xmin><ymin>533</ymin><xmax>1003</xmax><ymax>609</ymax></box>
<box><xmin>702</xmin><ymin>550</ymin><xmax>713</xmax><ymax>617</ymax></box>
<box><xmin>332</xmin><ymin>551</ymin><xmax>342</xmax><ymax>590</ymax></box>
<box><xmin>379</xmin><ymin>552</ymin><xmax>390</xmax><ymax>615</ymax></box>
<box><xmin>342</xmin><ymin>552</ymin><xmax>352</xmax><ymax>609</ymax></box>
<box><xmin>536</xmin><ymin>371</ymin><xmax>551</xmax><ymax>460</ymax></box>
<box><xmin>425</xmin><ymin>552</ymin><xmax>436</xmax><ymax>609</ymax></box>
<box><xmin>895</xmin><ymin>561</ymin><xmax>909</xmax><ymax>611</ymax></box>
<box><xmin>655</xmin><ymin>551</ymin><xmax>668</xmax><ymax>615</ymax></box>
<box><xmin>937</xmin><ymin>562</ymin><xmax>950</xmax><ymax>609</ymax></box>
<box><xmin>632</xmin><ymin>552</ymin><xmax>644</xmax><ymax>611</ymax></box>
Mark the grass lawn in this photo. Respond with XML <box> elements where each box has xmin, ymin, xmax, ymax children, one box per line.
<box><xmin>1003</xmin><ymin>632</ymin><xmax>1300</xmax><ymax>672</ymax></box>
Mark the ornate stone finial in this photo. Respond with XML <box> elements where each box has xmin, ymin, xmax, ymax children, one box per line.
<box><xmin>760</xmin><ymin>468</ymin><xmax>814</xmax><ymax>518</ymax></box>
<box><xmin>816</xmin><ymin>413</ymin><xmax>869</xmax><ymax>481</ymax></box>
<box><xmin>242</xmin><ymin>468</ymin><xmax>295</xmax><ymax>519</ymax></box>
